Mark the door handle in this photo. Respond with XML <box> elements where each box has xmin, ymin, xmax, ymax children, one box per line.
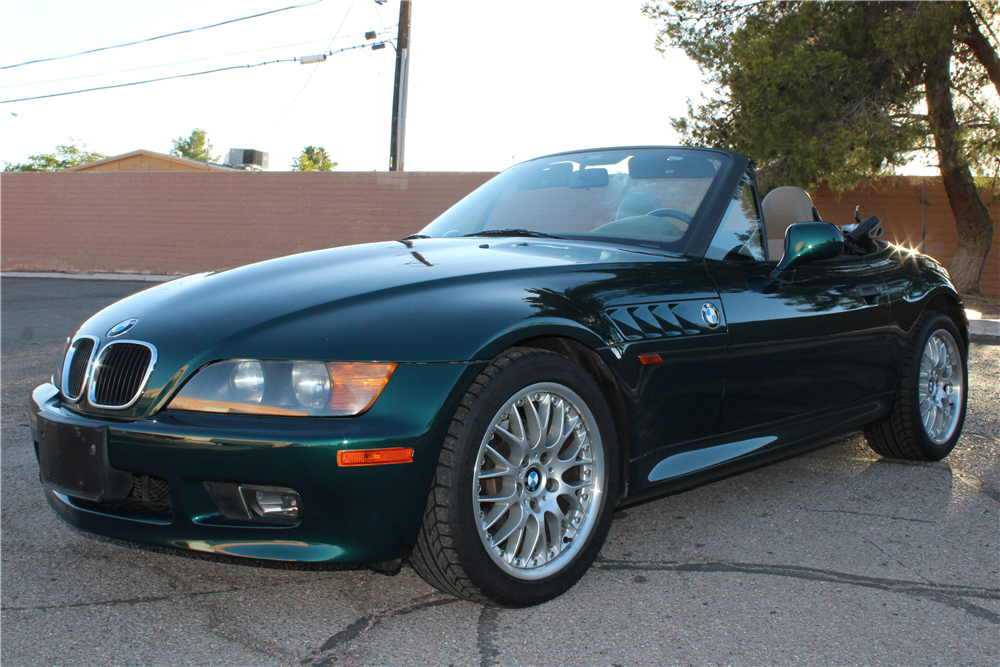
<box><xmin>856</xmin><ymin>284</ymin><xmax>881</xmax><ymax>304</ymax></box>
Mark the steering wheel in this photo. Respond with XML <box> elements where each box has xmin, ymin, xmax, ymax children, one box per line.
<box><xmin>646</xmin><ymin>208</ymin><xmax>694</xmax><ymax>224</ymax></box>
<box><xmin>847</xmin><ymin>215</ymin><xmax>882</xmax><ymax>243</ymax></box>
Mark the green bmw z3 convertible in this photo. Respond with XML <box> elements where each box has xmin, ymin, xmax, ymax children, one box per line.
<box><xmin>30</xmin><ymin>146</ymin><xmax>968</xmax><ymax>606</ymax></box>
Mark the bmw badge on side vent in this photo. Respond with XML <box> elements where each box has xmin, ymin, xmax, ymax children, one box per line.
<box><xmin>701</xmin><ymin>302</ymin><xmax>720</xmax><ymax>329</ymax></box>
<box><xmin>107</xmin><ymin>318</ymin><xmax>138</xmax><ymax>338</ymax></box>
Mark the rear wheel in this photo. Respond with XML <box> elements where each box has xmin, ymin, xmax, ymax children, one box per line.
<box><xmin>864</xmin><ymin>311</ymin><xmax>967</xmax><ymax>461</ymax></box>
<box><xmin>410</xmin><ymin>347</ymin><xmax>618</xmax><ymax>606</ymax></box>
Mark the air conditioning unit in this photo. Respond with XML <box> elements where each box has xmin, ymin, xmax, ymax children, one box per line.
<box><xmin>225</xmin><ymin>149</ymin><xmax>269</xmax><ymax>171</ymax></box>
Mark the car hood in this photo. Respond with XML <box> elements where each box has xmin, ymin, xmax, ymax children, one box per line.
<box><xmin>71</xmin><ymin>237</ymin><xmax>712</xmax><ymax>416</ymax></box>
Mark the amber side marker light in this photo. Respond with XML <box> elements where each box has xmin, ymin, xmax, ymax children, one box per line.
<box><xmin>638</xmin><ymin>354</ymin><xmax>663</xmax><ymax>365</ymax></box>
<box><xmin>337</xmin><ymin>447</ymin><xmax>414</xmax><ymax>467</ymax></box>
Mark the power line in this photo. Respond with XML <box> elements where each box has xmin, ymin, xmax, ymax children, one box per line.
<box><xmin>372</xmin><ymin>0</ymin><xmax>390</xmax><ymax>33</ymax></box>
<box><xmin>1</xmin><ymin>61</ymin><xmax>293</xmax><ymax>103</ymax></box>
<box><xmin>1</xmin><ymin>29</ymin><xmax>396</xmax><ymax>90</ymax></box>
<box><xmin>1</xmin><ymin>0</ymin><xmax>326</xmax><ymax>70</ymax></box>
<box><xmin>325</xmin><ymin>0</ymin><xmax>358</xmax><ymax>51</ymax></box>
<box><xmin>0</xmin><ymin>41</ymin><xmax>387</xmax><ymax>104</ymax></box>
<box><xmin>1</xmin><ymin>40</ymin><xmax>330</xmax><ymax>89</ymax></box>
<box><xmin>236</xmin><ymin>0</ymin><xmax>357</xmax><ymax>147</ymax></box>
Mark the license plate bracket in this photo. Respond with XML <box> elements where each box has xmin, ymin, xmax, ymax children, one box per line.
<box><xmin>36</xmin><ymin>414</ymin><xmax>132</xmax><ymax>502</ymax></box>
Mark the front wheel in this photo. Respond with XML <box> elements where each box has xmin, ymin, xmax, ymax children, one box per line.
<box><xmin>864</xmin><ymin>311</ymin><xmax>967</xmax><ymax>461</ymax></box>
<box><xmin>410</xmin><ymin>347</ymin><xmax>618</xmax><ymax>606</ymax></box>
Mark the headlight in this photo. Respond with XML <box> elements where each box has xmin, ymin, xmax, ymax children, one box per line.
<box><xmin>291</xmin><ymin>362</ymin><xmax>330</xmax><ymax>408</ymax></box>
<box><xmin>167</xmin><ymin>360</ymin><xmax>396</xmax><ymax>417</ymax></box>
<box><xmin>230</xmin><ymin>361</ymin><xmax>265</xmax><ymax>403</ymax></box>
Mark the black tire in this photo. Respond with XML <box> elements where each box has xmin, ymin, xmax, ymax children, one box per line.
<box><xmin>864</xmin><ymin>311</ymin><xmax>967</xmax><ymax>461</ymax></box>
<box><xmin>410</xmin><ymin>347</ymin><xmax>619</xmax><ymax>606</ymax></box>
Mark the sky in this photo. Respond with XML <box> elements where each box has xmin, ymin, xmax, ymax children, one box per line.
<box><xmin>0</xmin><ymin>0</ymin><xmax>705</xmax><ymax>172</ymax></box>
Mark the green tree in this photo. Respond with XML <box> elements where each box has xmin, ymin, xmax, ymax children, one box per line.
<box><xmin>3</xmin><ymin>139</ymin><xmax>109</xmax><ymax>171</ymax></box>
<box><xmin>170</xmin><ymin>128</ymin><xmax>218</xmax><ymax>162</ymax></box>
<box><xmin>643</xmin><ymin>0</ymin><xmax>999</xmax><ymax>294</ymax></box>
<box><xmin>291</xmin><ymin>146</ymin><xmax>337</xmax><ymax>171</ymax></box>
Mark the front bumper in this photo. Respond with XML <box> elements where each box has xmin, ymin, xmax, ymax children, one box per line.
<box><xmin>29</xmin><ymin>361</ymin><xmax>483</xmax><ymax>563</ymax></box>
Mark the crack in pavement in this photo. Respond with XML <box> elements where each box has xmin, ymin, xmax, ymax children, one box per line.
<box><xmin>317</xmin><ymin>615</ymin><xmax>371</xmax><ymax>654</ymax></box>
<box><xmin>871</xmin><ymin>458</ymin><xmax>953</xmax><ymax>472</ymax></box>
<box><xmin>859</xmin><ymin>536</ymin><xmax>934</xmax><ymax>585</ymax></box>
<box><xmin>205</xmin><ymin>597</ymin><xmax>299</xmax><ymax>663</ymax></box>
<box><xmin>1</xmin><ymin>587</ymin><xmax>241</xmax><ymax>613</ymax></box>
<box><xmin>476</xmin><ymin>606</ymin><xmax>500</xmax><ymax>667</ymax></box>
<box><xmin>594</xmin><ymin>558</ymin><xmax>1000</xmax><ymax>623</ymax></box>
<box><xmin>2</xmin><ymin>593</ymin><xmax>175</xmax><ymax>613</ymax></box>
<box><xmin>302</xmin><ymin>596</ymin><xmax>460</xmax><ymax>666</ymax></box>
<box><xmin>0</xmin><ymin>575</ymin><xmax>333</xmax><ymax>613</ymax></box>
<box><xmin>800</xmin><ymin>508</ymin><xmax>936</xmax><ymax>523</ymax></box>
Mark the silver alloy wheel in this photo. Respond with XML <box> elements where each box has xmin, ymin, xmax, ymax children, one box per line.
<box><xmin>918</xmin><ymin>329</ymin><xmax>964</xmax><ymax>445</ymax></box>
<box><xmin>474</xmin><ymin>382</ymin><xmax>605</xmax><ymax>580</ymax></box>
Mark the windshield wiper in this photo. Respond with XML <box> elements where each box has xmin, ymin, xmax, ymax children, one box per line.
<box><xmin>400</xmin><ymin>234</ymin><xmax>431</xmax><ymax>240</ymax></box>
<box><xmin>463</xmin><ymin>228</ymin><xmax>561</xmax><ymax>239</ymax></box>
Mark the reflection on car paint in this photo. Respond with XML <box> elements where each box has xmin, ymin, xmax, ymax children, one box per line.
<box><xmin>181</xmin><ymin>540</ymin><xmax>346</xmax><ymax>562</ymax></box>
<box><xmin>647</xmin><ymin>436</ymin><xmax>778</xmax><ymax>482</ymax></box>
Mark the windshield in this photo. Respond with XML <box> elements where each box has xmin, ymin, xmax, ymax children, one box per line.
<box><xmin>420</xmin><ymin>148</ymin><xmax>732</xmax><ymax>252</ymax></box>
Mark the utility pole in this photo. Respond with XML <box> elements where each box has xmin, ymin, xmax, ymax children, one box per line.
<box><xmin>389</xmin><ymin>0</ymin><xmax>411</xmax><ymax>171</ymax></box>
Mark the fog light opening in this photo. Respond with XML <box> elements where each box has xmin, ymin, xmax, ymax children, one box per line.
<box><xmin>240</xmin><ymin>485</ymin><xmax>302</xmax><ymax>524</ymax></box>
<box><xmin>203</xmin><ymin>481</ymin><xmax>303</xmax><ymax>526</ymax></box>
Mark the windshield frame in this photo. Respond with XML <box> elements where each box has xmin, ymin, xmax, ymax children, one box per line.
<box><xmin>420</xmin><ymin>146</ymin><xmax>741</xmax><ymax>256</ymax></box>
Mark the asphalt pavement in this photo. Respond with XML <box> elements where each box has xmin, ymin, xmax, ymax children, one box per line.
<box><xmin>2</xmin><ymin>277</ymin><xmax>998</xmax><ymax>667</ymax></box>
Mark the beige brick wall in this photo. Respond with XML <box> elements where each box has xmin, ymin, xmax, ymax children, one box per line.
<box><xmin>1</xmin><ymin>171</ymin><xmax>996</xmax><ymax>297</ymax></box>
<box><xmin>1</xmin><ymin>171</ymin><xmax>493</xmax><ymax>275</ymax></box>
<box><xmin>812</xmin><ymin>178</ymin><xmax>999</xmax><ymax>299</ymax></box>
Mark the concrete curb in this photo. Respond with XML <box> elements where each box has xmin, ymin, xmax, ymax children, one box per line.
<box><xmin>970</xmin><ymin>319</ymin><xmax>1000</xmax><ymax>337</ymax></box>
<box><xmin>1</xmin><ymin>271</ymin><xmax>177</xmax><ymax>282</ymax></box>
<box><xmin>3</xmin><ymin>271</ymin><xmax>998</xmax><ymax>337</ymax></box>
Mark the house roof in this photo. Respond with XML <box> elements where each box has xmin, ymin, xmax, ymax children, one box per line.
<box><xmin>63</xmin><ymin>149</ymin><xmax>240</xmax><ymax>172</ymax></box>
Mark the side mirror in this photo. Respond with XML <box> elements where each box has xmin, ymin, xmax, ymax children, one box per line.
<box><xmin>772</xmin><ymin>222</ymin><xmax>844</xmax><ymax>281</ymax></box>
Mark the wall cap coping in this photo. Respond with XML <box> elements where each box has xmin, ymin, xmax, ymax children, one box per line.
<box><xmin>1</xmin><ymin>271</ymin><xmax>177</xmax><ymax>282</ymax></box>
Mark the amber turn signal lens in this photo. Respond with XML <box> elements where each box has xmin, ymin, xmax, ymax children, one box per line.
<box><xmin>325</xmin><ymin>362</ymin><xmax>396</xmax><ymax>414</ymax></box>
<box><xmin>638</xmin><ymin>354</ymin><xmax>662</xmax><ymax>365</ymax></box>
<box><xmin>337</xmin><ymin>447</ymin><xmax>414</xmax><ymax>467</ymax></box>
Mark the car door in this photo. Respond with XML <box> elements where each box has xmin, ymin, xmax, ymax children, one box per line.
<box><xmin>599</xmin><ymin>261</ymin><xmax>728</xmax><ymax>458</ymax></box>
<box><xmin>702</xmin><ymin>173</ymin><xmax>890</xmax><ymax>434</ymax></box>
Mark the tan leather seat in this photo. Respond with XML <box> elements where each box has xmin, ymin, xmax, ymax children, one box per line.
<box><xmin>761</xmin><ymin>186</ymin><xmax>819</xmax><ymax>260</ymax></box>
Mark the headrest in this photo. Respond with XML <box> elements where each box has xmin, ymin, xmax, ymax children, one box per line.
<box><xmin>616</xmin><ymin>192</ymin><xmax>662</xmax><ymax>219</ymax></box>
<box><xmin>761</xmin><ymin>186</ymin><xmax>817</xmax><ymax>233</ymax></box>
<box><xmin>761</xmin><ymin>187</ymin><xmax>820</xmax><ymax>261</ymax></box>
